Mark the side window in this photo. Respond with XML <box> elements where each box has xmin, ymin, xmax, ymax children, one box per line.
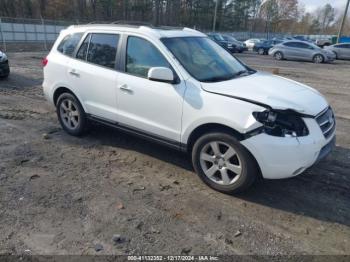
<box><xmin>86</xmin><ymin>33</ymin><xmax>119</xmax><ymax>69</ymax></box>
<box><xmin>57</xmin><ymin>33</ymin><xmax>83</xmax><ymax>57</ymax></box>
<box><xmin>76</xmin><ymin>34</ymin><xmax>91</xmax><ymax>60</ymax></box>
<box><xmin>126</xmin><ymin>36</ymin><xmax>170</xmax><ymax>78</ymax></box>
<box><xmin>284</xmin><ymin>42</ymin><xmax>296</xmax><ymax>47</ymax></box>
<box><xmin>295</xmin><ymin>42</ymin><xmax>307</xmax><ymax>49</ymax></box>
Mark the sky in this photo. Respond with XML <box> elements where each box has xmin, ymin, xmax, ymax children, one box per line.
<box><xmin>299</xmin><ymin>0</ymin><xmax>347</xmax><ymax>12</ymax></box>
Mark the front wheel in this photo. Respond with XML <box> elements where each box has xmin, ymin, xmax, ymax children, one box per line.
<box><xmin>274</xmin><ymin>51</ymin><xmax>283</xmax><ymax>60</ymax></box>
<box><xmin>313</xmin><ymin>54</ymin><xmax>324</xmax><ymax>64</ymax></box>
<box><xmin>192</xmin><ymin>133</ymin><xmax>258</xmax><ymax>194</ymax></box>
<box><xmin>56</xmin><ymin>93</ymin><xmax>87</xmax><ymax>136</ymax></box>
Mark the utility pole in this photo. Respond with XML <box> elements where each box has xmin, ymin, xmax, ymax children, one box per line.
<box><xmin>213</xmin><ymin>0</ymin><xmax>219</xmax><ymax>32</ymax></box>
<box><xmin>337</xmin><ymin>0</ymin><xmax>350</xmax><ymax>43</ymax></box>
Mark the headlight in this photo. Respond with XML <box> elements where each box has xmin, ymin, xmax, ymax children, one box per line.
<box><xmin>253</xmin><ymin>110</ymin><xmax>309</xmax><ymax>137</ymax></box>
<box><xmin>0</xmin><ymin>53</ymin><xmax>7</xmax><ymax>62</ymax></box>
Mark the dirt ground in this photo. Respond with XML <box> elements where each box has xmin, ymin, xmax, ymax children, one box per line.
<box><xmin>0</xmin><ymin>51</ymin><xmax>349</xmax><ymax>256</ymax></box>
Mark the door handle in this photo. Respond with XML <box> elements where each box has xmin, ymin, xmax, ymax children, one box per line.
<box><xmin>119</xmin><ymin>84</ymin><xmax>132</xmax><ymax>93</ymax></box>
<box><xmin>69</xmin><ymin>70</ymin><xmax>80</xmax><ymax>77</ymax></box>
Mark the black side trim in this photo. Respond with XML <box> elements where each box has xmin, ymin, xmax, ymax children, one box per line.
<box><xmin>87</xmin><ymin>114</ymin><xmax>187</xmax><ymax>152</ymax></box>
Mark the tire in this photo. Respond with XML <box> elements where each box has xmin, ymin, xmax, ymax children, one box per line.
<box><xmin>313</xmin><ymin>54</ymin><xmax>324</xmax><ymax>64</ymax></box>
<box><xmin>56</xmin><ymin>93</ymin><xmax>87</xmax><ymax>136</ymax></box>
<box><xmin>333</xmin><ymin>52</ymin><xmax>338</xmax><ymax>60</ymax></box>
<box><xmin>0</xmin><ymin>74</ymin><xmax>9</xmax><ymax>79</ymax></box>
<box><xmin>274</xmin><ymin>51</ymin><xmax>283</xmax><ymax>60</ymax></box>
<box><xmin>192</xmin><ymin>132</ymin><xmax>258</xmax><ymax>194</ymax></box>
<box><xmin>258</xmin><ymin>48</ymin><xmax>265</xmax><ymax>55</ymax></box>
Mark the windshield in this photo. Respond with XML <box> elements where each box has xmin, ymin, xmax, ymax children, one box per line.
<box><xmin>223</xmin><ymin>35</ymin><xmax>237</xmax><ymax>42</ymax></box>
<box><xmin>212</xmin><ymin>34</ymin><xmax>225</xmax><ymax>41</ymax></box>
<box><xmin>161</xmin><ymin>37</ymin><xmax>251</xmax><ymax>82</ymax></box>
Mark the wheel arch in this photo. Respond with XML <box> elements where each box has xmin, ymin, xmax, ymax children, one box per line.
<box><xmin>186</xmin><ymin>123</ymin><xmax>263</xmax><ymax>179</ymax></box>
<box><xmin>186</xmin><ymin>123</ymin><xmax>245</xmax><ymax>153</ymax></box>
<box><xmin>53</xmin><ymin>86</ymin><xmax>87</xmax><ymax>112</ymax></box>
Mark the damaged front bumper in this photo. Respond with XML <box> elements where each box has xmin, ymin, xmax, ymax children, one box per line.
<box><xmin>241</xmin><ymin>117</ymin><xmax>336</xmax><ymax>179</ymax></box>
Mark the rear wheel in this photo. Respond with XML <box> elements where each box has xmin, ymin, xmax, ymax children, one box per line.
<box><xmin>56</xmin><ymin>93</ymin><xmax>87</xmax><ymax>136</ymax></box>
<box><xmin>313</xmin><ymin>54</ymin><xmax>324</xmax><ymax>64</ymax></box>
<box><xmin>274</xmin><ymin>51</ymin><xmax>283</xmax><ymax>60</ymax></box>
<box><xmin>258</xmin><ymin>48</ymin><xmax>265</xmax><ymax>55</ymax></box>
<box><xmin>192</xmin><ymin>133</ymin><xmax>258</xmax><ymax>194</ymax></box>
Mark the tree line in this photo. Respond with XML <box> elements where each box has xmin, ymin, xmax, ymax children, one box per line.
<box><xmin>0</xmin><ymin>0</ymin><xmax>348</xmax><ymax>35</ymax></box>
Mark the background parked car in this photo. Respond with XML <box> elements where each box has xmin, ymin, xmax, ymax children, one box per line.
<box><xmin>269</xmin><ymin>40</ymin><xmax>336</xmax><ymax>63</ymax></box>
<box><xmin>207</xmin><ymin>33</ymin><xmax>236</xmax><ymax>53</ymax></box>
<box><xmin>315</xmin><ymin>38</ymin><xmax>332</xmax><ymax>47</ymax></box>
<box><xmin>324</xmin><ymin>43</ymin><xmax>350</xmax><ymax>60</ymax></box>
<box><xmin>292</xmin><ymin>35</ymin><xmax>312</xmax><ymax>42</ymax></box>
<box><xmin>253</xmin><ymin>39</ymin><xmax>284</xmax><ymax>55</ymax></box>
<box><xmin>244</xmin><ymin>38</ymin><xmax>262</xmax><ymax>50</ymax></box>
<box><xmin>222</xmin><ymin>34</ymin><xmax>247</xmax><ymax>53</ymax></box>
<box><xmin>0</xmin><ymin>50</ymin><xmax>10</xmax><ymax>78</ymax></box>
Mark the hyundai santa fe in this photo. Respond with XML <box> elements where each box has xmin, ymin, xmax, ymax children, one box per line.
<box><xmin>43</xmin><ymin>24</ymin><xmax>336</xmax><ymax>194</ymax></box>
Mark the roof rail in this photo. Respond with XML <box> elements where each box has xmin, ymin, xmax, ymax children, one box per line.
<box><xmin>87</xmin><ymin>21</ymin><xmax>108</xmax><ymax>24</ymax></box>
<box><xmin>153</xmin><ymin>25</ymin><xmax>185</xmax><ymax>30</ymax></box>
<box><xmin>111</xmin><ymin>20</ymin><xmax>153</xmax><ymax>27</ymax></box>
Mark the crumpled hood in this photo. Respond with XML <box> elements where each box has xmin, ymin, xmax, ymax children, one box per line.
<box><xmin>201</xmin><ymin>71</ymin><xmax>328</xmax><ymax>116</ymax></box>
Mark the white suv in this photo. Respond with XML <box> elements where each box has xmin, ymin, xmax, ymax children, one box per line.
<box><xmin>43</xmin><ymin>24</ymin><xmax>336</xmax><ymax>194</ymax></box>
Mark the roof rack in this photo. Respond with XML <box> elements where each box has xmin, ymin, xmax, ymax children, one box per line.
<box><xmin>111</xmin><ymin>20</ymin><xmax>153</xmax><ymax>27</ymax></box>
<box><xmin>153</xmin><ymin>25</ymin><xmax>185</xmax><ymax>30</ymax></box>
<box><xmin>87</xmin><ymin>21</ymin><xmax>109</xmax><ymax>24</ymax></box>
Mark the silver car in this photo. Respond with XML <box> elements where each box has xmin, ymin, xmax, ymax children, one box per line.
<box><xmin>324</xmin><ymin>43</ymin><xmax>350</xmax><ymax>60</ymax></box>
<box><xmin>269</xmin><ymin>40</ymin><xmax>336</xmax><ymax>63</ymax></box>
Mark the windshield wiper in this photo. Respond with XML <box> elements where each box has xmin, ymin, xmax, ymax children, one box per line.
<box><xmin>201</xmin><ymin>70</ymin><xmax>253</xmax><ymax>83</ymax></box>
<box><xmin>201</xmin><ymin>75</ymin><xmax>235</xmax><ymax>83</ymax></box>
<box><xmin>233</xmin><ymin>70</ymin><xmax>250</xmax><ymax>77</ymax></box>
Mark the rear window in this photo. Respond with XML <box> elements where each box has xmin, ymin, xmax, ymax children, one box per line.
<box><xmin>76</xmin><ymin>33</ymin><xmax>119</xmax><ymax>69</ymax></box>
<box><xmin>57</xmin><ymin>33</ymin><xmax>83</xmax><ymax>57</ymax></box>
<box><xmin>87</xmin><ymin>34</ymin><xmax>120</xmax><ymax>69</ymax></box>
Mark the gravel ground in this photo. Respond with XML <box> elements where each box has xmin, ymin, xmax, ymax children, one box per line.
<box><xmin>0</xmin><ymin>52</ymin><xmax>349</xmax><ymax>256</ymax></box>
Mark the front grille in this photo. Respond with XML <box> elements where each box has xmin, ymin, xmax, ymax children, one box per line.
<box><xmin>316</xmin><ymin>107</ymin><xmax>335</xmax><ymax>139</ymax></box>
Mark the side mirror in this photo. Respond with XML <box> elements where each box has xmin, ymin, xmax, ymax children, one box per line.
<box><xmin>148</xmin><ymin>67</ymin><xmax>175</xmax><ymax>84</ymax></box>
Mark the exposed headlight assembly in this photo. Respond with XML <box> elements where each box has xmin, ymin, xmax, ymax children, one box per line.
<box><xmin>0</xmin><ymin>53</ymin><xmax>8</xmax><ymax>63</ymax></box>
<box><xmin>253</xmin><ymin>110</ymin><xmax>309</xmax><ymax>137</ymax></box>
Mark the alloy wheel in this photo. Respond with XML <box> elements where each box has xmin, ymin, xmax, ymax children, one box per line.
<box><xmin>275</xmin><ymin>52</ymin><xmax>283</xmax><ymax>60</ymax></box>
<box><xmin>199</xmin><ymin>141</ymin><xmax>242</xmax><ymax>185</ymax></box>
<box><xmin>59</xmin><ymin>98</ymin><xmax>80</xmax><ymax>130</ymax></box>
<box><xmin>314</xmin><ymin>55</ymin><xmax>323</xmax><ymax>63</ymax></box>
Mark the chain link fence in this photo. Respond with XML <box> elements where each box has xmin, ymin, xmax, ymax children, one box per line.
<box><xmin>0</xmin><ymin>17</ymin><xmax>339</xmax><ymax>52</ymax></box>
<box><xmin>0</xmin><ymin>17</ymin><xmax>78</xmax><ymax>51</ymax></box>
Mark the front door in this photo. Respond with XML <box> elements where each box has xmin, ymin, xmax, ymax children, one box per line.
<box><xmin>116</xmin><ymin>36</ymin><xmax>186</xmax><ymax>142</ymax></box>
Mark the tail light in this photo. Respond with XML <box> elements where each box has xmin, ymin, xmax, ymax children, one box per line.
<box><xmin>42</xmin><ymin>57</ymin><xmax>48</xmax><ymax>67</ymax></box>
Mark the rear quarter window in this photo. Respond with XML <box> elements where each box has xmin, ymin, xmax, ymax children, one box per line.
<box><xmin>57</xmin><ymin>33</ymin><xmax>83</xmax><ymax>57</ymax></box>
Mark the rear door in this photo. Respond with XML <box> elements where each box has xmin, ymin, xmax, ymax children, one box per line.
<box><xmin>337</xmin><ymin>44</ymin><xmax>350</xmax><ymax>59</ymax></box>
<box><xmin>344</xmin><ymin>44</ymin><xmax>350</xmax><ymax>59</ymax></box>
<box><xmin>67</xmin><ymin>32</ymin><xmax>121</xmax><ymax>121</ymax></box>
